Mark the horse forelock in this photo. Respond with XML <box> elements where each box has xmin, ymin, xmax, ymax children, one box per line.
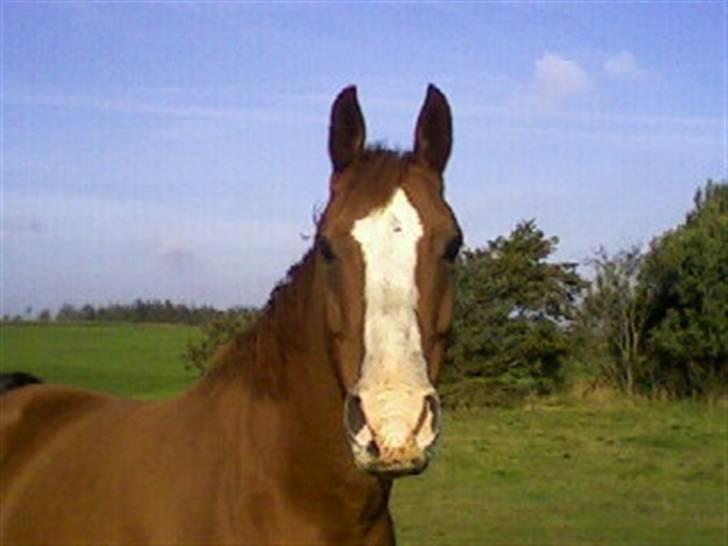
<box><xmin>328</xmin><ymin>147</ymin><xmax>413</xmax><ymax>214</ymax></box>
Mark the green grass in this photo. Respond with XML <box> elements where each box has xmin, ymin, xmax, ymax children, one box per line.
<box><xmin>392</xmin><ymin>403</ymin><xmax>727</xmax><ymax>545</ymax></box>
<box><xmin>0</xmin><ymin>322</ymin><xmax>199</xmax><ymax>398</ymax></box>
<box><xmin>1</xmin><ymin>323</ymin><xmax>726</xmax><ymax>544</ymax></box>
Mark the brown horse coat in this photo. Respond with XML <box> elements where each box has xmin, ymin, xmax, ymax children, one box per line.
<box><xmin>0</xmin><ymin>85</ymin><xmax>460</xmax><ymax>545</ymax></box>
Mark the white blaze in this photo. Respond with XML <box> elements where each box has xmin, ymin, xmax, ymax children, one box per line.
<box><xmin>351</xmin><ymin>188</ymin><xmax>436</xmax><ymax>457</ymax></box>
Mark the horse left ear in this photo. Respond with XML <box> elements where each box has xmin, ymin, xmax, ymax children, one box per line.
<box><xmin>413</xmin><ymin>84</ymin><xmax>452</xmax><ymax>175</ymax></box>
<box><xmin>329</xmin><ymin>86</ymin><xmax>366</xmax><ymax>173</ymax></box>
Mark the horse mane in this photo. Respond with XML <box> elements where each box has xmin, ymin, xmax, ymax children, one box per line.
<box><xmin>200</xmin><ymin>247</ymin><xmax>318</xmax><ymax>399</ymax></box>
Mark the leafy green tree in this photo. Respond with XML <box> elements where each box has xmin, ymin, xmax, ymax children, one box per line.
<box><xmin>578</xmin><ymin>246</ymin><xmax>650</xmax><ymax>395</ymax></box>
<box><xmin>444</xmin><ymin>220</ymin><xmax>586</xmax><ymax>406</ymax></box>
<box><xmin>641</xmin><ymin>180</ymin><xmax>728</xmax><ymax>396</ymax></box>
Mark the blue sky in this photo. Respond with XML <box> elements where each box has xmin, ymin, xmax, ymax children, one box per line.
<box><xmin>1</xmin><ymin>2</ymin><xmax>725</xmax><ymax>316</ymax></box>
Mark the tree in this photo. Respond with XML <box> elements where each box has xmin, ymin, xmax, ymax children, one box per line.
<box><xmin>640</xmin><ymin>180</ymin><xmax>728</xmax><ymax>396</ymax></box>
<box><xmin>56</xmin><ymin>303</ymin><xmax>80</xmax><ymax>322</ymax></box>
<box><xmin>80</xmin><ymin>304</ymin><xmax>97</xmax><ymax>322</ymax></box>
<box><xmin>578</xmin><ymin>246</ymin><xmax>650</xmax><ymax>395</ymax></box>
<box><xmin>444</xmin><ymin>220</ymin><xmax>586</xmax><ymax>406</ymax></box>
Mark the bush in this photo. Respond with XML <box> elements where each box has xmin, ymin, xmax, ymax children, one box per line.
<box><xmin>641</xmin><ymin>180</ymin><xmax>728</xmax><ymax>396</ymax></box>
<box><xmin>182</xmin><ymin>307</ymin><xmax>259</xmax><ymax>375</ymax></box>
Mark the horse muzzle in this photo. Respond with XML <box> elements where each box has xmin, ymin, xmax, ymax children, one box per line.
<box><xmin>344</xmin><ymin>388</ymin><xmax>441</xmax><ymax>477</ymax></box>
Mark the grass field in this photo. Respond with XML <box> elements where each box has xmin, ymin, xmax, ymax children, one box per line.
<box><xmin>0</xmin><ymin>323</ymin><xmax>199</xmax><ymax>398</ymax></box>
<box><xmin>1</xmin><ymin>323</ymin><xmax>726</xmax><ymax>545</ymax></box>
<box><xmin>394</xmin><ymin>404</ymin><xmax>726</xmax><ymax>545</ymax></box>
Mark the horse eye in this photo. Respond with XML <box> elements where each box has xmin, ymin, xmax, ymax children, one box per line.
<box><xmin>318</xmin><ymin>237</ymin><xmax>337</xmax><ymax>262</ymax></box>
<box><xmin>442</xmin><ymin>234</ymin><xmax>462</xmax><ymax>263</ymax></box>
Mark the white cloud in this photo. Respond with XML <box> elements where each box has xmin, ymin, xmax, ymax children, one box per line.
<box><xmin>533</xmin><ymin>53</ymin><xmax>592</xmax><ymax>104</ymax></box>
<box><xmin>603</xmin><ymin>51</ymin><xmax>647</xmax><ymax>81</ymax></box>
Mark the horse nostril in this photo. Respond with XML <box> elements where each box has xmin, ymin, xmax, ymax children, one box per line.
<box><xmin>366</xmin><ymin>440</ymin><xmax>380</xmax><ymax>458</ymax></box>
<box><xmin>414</xmin><ymin>394</ymin><xmax>441</xmax><ymax>436</ymax></box>
<box><xmin>345</xmin><ymin>395</ymin><xmax>367</xmax><ymax>435</ymax></box>
<box><xmin>425</xmin><ymin>394</ymin><xmax>441</xmax><ymax>434</ymax></box>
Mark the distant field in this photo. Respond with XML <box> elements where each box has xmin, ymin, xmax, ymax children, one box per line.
<box><xmin>0</xmin><ymin>322</ymin><xmax>199</xmax><ymax>398</ymax></box>
<box><xmin>1</xmin><ymin>323</ymin><xmax>726</xmax><ymax>544</ymax></box>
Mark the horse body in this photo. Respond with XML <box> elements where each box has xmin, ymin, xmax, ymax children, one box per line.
<box><xmin>0</xmin><ymin>85</ymin><xmax>458</xmax><ymax>545</ymax></box>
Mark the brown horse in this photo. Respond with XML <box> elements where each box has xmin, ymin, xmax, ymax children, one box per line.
<box><xmin>0</xmin><ymin>85</ymin><xmax>461</xmax><ymax>545</ymax></box>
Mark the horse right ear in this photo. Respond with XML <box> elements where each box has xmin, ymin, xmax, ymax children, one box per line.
<box><xmin>413</xmin><ymin>84</ymin><xmax>452</xmax><ymax>175</ymax></box>
<box><xmin>329</xmin><ymin>86</ymin><xmax>366</xmax><ymax>173</ymax></box>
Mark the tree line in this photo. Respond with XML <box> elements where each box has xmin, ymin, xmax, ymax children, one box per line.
<box><xmin>3</xmin><ymin>299</ymin><xmax>258</xmax><ymax>327</ymax></box>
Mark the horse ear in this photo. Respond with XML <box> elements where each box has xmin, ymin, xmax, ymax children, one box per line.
<box><xmin>413</xmin><ymin>84</ymin><xmax>452</xmax><ymax>175</ymax></box>
<box><xmin>329</xmin><ymin>86</ymin><xmax>366</xmax><ymax>173</ymax></box>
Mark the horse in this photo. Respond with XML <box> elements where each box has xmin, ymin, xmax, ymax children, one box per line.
<box><xmin>0</xmin><ymin>372</ymin><xmax>42</xmax><ymax>394</ymax></box>
<box><xmin>0</xmin><ymin>85</ymin><xmax>462</xmax><ymax>545</ymax></box>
